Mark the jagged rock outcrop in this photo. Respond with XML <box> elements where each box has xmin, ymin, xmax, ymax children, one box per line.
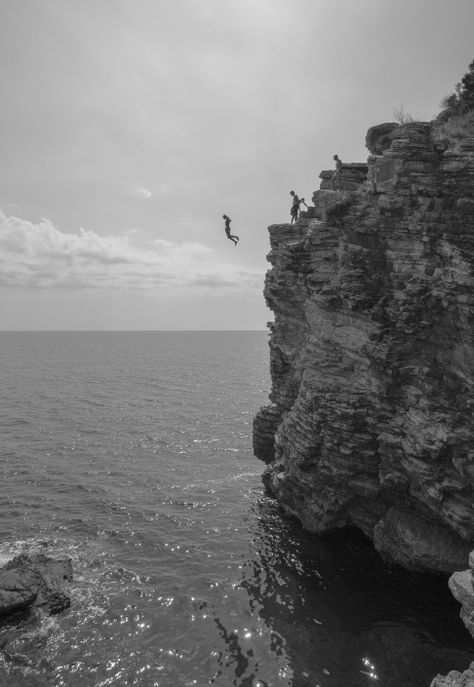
<box><xmin>449</xmin><ymin>550</ymin><xmax>474</xmax><ymax>638</ymax></box>
<box><xmin>366</xmin><ymin>122</ymin><xmax>400</xmax><ymax>154</ymax></box>
<box><xmin>430</xmin><ymin>552</ymin><xmax>474</xmax><ymax>686</ymax></box>
<box><xmin>254</xmin><ymin>119</ymin><xmax>474</xmax><ymax>573</ymax></box>
<box><xmin>319</xmin><ymin>162</ymin><xmax>368</xmax><ymax>191</ymax></box>
<box><xmin>0</xmin><ymin>554</ymin><xmax>73</xmax><ymax>618</ymax></box>
<box><xmin>431</xmin><ymin>662</ymin><xmax>474</xmax><ymax>687</ymax></box>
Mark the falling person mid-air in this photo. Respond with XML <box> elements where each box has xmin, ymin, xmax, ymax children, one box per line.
<box><xmin>222</xmin><ymin>214</ymin><xmax>239</xmax><ymax>246</ymax></box>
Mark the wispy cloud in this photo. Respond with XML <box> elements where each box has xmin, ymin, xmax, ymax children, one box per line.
<box><xmin>0</xmin><ymin>210</ymin><xmax>261</xmax><ymax>291</ymax></box>
<box><xmin>132</xmin><ymin>186</ymin><xmax>153</xmax><ymax>199</ymax></box>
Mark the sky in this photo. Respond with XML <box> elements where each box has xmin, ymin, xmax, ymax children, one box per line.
<box><xmin>1</xmin><ymin>0</ymin><xmax>473</xmax><ymax>330</ymax></box>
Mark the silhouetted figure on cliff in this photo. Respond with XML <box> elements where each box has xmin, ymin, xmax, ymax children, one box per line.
<box><xmin>223</xmin><ymin>214</ymin><xmax>239</xmax><ymax>246</ymax></box>
<box><xmin>290</xmin><ymin>191</ymin><xmax>307</xmax><ymax>224</ymax></box>
<box><xmin>332</xmin><ymin>154</ymin><xmax>343</xmax><ymax>189</ymax></box>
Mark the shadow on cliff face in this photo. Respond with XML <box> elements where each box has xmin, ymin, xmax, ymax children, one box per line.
<box><xmin>225</xmin><ymin>498</ymin><xmax>473</xmax><ymax>687</ymax></box>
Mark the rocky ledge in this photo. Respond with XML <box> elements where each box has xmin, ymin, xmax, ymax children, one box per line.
<box><xmin>254</xmin><ymin>118</ymin><xmax>474</xmax><ymax>574</ymax></box>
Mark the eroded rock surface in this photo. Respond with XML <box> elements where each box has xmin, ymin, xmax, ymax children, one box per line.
<box><xmin>254</xmin><ymin>120</ymin><xmax>474</xmax><ymax>573</ymax></box>
<box><xmin>0</xmin><ymin>554</ymin><xmax>73</xmax><ymax>618</ymax></box>
<box><xmin>319</xmin><ymin>162</ymin><xmax>368</xmax><ymax>191</ymax></box>
<box><xmin>431</xmin><ymin>663</ymin><xmax>474</xmax><ymax>687</ymax></box>
<box><xmin>432</xmin><ymin>550</ymin><xmax>474</xmax><ymax>686</ymax></box>
<box><xmin>365</xmin><ymin>122</ymin><xmax>400</xmax><ymax>154</ymax></box>
<box><xmin>449</xmin><ymin>550</ymin><xmax>474</xmax><ymax>639</ymax></box>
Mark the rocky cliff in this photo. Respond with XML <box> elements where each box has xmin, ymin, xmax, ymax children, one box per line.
<box><xmin>254</xmin><ymin>118</ymin><xmax>474</xmax><ymax>574</ymax></box>
<box><xmin>431</xmin><ymin>553</ymin><xmax>474</xmax><ymax>686</ymax></box>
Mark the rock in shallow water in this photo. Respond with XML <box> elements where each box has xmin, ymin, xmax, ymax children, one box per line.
<box><xmin>0</xmin><ymin>553</ymin><xmax>73</xmax><ymax>617</ymax></box>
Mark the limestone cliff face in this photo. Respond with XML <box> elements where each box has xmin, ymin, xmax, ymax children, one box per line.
<box><xmin>254</xmin><ymin>120</ymin><xmax>474</xmax><ymax>573</ymax></box>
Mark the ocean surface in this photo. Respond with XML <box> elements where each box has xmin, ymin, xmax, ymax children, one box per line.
<box><xmin>0</xmin><ymin>331</ymin><xmax>472</xmax><ymax>687</ymax></box>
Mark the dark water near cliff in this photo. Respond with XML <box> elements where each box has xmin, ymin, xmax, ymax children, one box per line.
<box><xmin>0</xmin><ymin>331</ymin><xmax>471</xmax><ymax>687</ymax></box>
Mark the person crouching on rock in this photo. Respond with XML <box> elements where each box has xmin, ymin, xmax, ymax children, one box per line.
<box><xmin>290</xmin><ymin>191</ymin><xmax>307</xmax><ymax>224</ymax></box>
<box><xmin>223</xmin><ymin>214</ymin><xmax>239</xmax><ymax>246</ymax></box>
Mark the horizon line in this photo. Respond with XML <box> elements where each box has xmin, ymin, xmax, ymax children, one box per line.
<box><xmin>0</xmin><ymin>328</ymin><xmax>269</xmax><ymax>333</ymax></box>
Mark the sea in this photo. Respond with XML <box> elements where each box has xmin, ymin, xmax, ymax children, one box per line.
<box><xmin>0</xmin><ymin>331</ymin><xmax>472</xmax><ymax>687</ymax></box>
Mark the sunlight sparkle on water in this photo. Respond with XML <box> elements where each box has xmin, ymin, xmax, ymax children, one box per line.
<box><xmin>361</xmin><ymin>657</ymin><xmax>379</xmax><ymax>680</ymax></box>
<box><xmin>278</xmin><ymin>664</ymin><xmax>293</xmax><ymax>680</ymax></box>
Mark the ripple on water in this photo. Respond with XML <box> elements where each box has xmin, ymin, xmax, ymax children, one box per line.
<box><xmin>0</xmin><ymin>332</ymin><xmax>472</xmax><ymax>687</ymax></box>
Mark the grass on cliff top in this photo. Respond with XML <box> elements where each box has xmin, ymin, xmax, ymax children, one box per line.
<box><xmin>434</xmin><ymin>59</ymin><xmax>474</xmax><ymax>149</ymax></box>
<box><xmin>433</xmin><ymin>110</ymin><xmax>474</xmax><ymax>150</ymax></box>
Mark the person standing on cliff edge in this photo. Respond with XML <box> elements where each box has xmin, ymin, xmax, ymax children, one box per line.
<box><xmin>290</xmin><ymin>191</ymin><xmax>307</xmax><ymax>224</ymax></box>
<box><xmin>222</xmin><ymin>214</ymin><xmax>239</xmax><ymax>246</ymax></box>
<box><xmin>332</xmin><ymin>154</ymin><xmax>343</xmax><ymax>189</ymax></box>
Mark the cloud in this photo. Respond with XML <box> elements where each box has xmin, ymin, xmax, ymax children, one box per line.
<box><xmin>0</xmin><ymin>210</ymin><xmax>261</xmax><ymax>292</ymax></box>
<box><xmin>132</xmin><ymin>186</ymin><xmax>152</xmax><ymax>199</ymax></box>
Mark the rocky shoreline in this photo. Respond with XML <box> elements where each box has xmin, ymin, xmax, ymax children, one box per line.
<box><xmin>0</xmin><ymin>553</ymin><xmax>73</xmax><ymax>659</ymax></box>
<box><xmin>431</xmin><ymin>556</ymin><xmax>474</xmax><ymax>686</ymax></box>
<box><xmin>254</xmin><ymin>117</ymin><xmax>474</xmax><ymax>684</ymax></box>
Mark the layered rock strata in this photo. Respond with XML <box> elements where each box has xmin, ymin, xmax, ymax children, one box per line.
<box><xmin>254</xmin><ymin>120</ymin><xmax>474</xmax><ymax>573</ymax></box>
<box><xmin>319</xmin><ymin>162</ymin><xmax>368</xmax><ymax>191</ymax></box>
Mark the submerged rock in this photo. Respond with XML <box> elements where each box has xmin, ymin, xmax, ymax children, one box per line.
<box><xmin>0</xmin><ymin>553</ymin><xmax>73</xmax><ymax>618</ymax></box>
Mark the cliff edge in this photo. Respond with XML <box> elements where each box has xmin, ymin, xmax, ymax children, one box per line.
<box><xmin>253</xmin><ymin>118</ymin><xmax>474</xmax><ymax>574</ymax></box>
